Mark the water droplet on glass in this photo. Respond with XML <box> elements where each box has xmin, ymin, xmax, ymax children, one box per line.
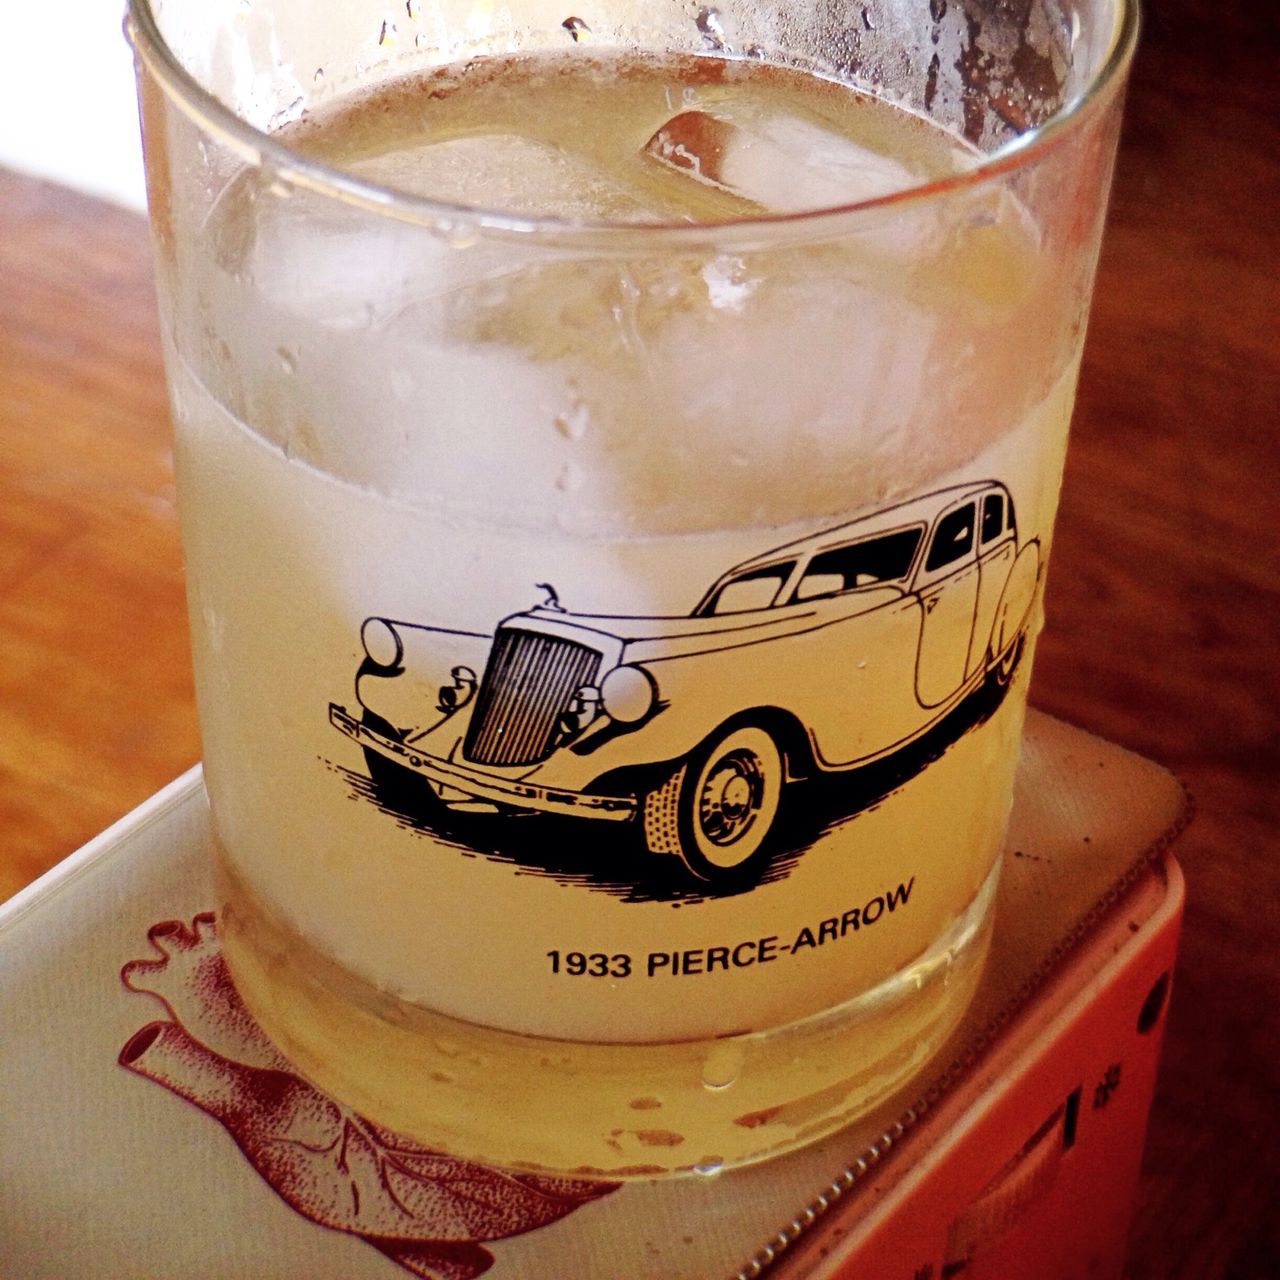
<box><xmin>406</xmin><ymin>0</ymin><xmax>421</xmax><ymax>18</ymax></box>
<box><xmin>929</xmin><ymin>0</ymin><xmax>947</xmax><ymax>21</ymax></box>
<box><xmin>696</xmin><ymin>6</ymin><xmax>725</xmax><ymax>49</ymax></box>
<box><xmin>438</xmin><ymin>219</ymin><xmax>478</xmax><ymax>249</ymax></box>
<box><xmin>433</xmin><ymin>1037</ymin><xmax>462</xmax><ymax>1058</ymax></box>
<box><xmin>701</xmin><ymin>1041</ymin><xmax>744</xmax><ymax>1090</ymax></box>
<box><xmin>692</xmin><ymin>1157</ymin><xmax>725</xmax><ymax>1178</ymax></box>
<box><xmin>562</xmin><ymin>16</ymin><xmax>591</xmax><ymax>42</ymax></box>
<box><xmin>275</xmin><ymin>346</ymin><xmax>297</xmax><ymax>374</ymax></box>
<box><xmin>202</xmin><ymin>606</ymin><xmax>225</xmax><ymax>654</ymax></box>
<box><xmin>554</xmin><ymin>401</ymin><xmax>591</xmax><ymax>440</ymax></box>
<box><xmin>861</xmin><ymin>6</ymin><xmax>876</xmax><ymax>30</ymax></box>
<box><xmin>379</xmin><ymin>19</ymin><xmax>397</xmax><ymax>46</ymax></box>
<box><xmin>557</xmin><ymin>462</ymin><xmax>585</xmax><ymax>492</ymax></box>
<box><xmin>856</xmin><ymin>658</ymin><xmax>867</xmax><ymax>670</ymax></box>
<box><xmin>313</xmin><ymin>66</ymin><xmax>325</xmax><ymax>82</ymax></box>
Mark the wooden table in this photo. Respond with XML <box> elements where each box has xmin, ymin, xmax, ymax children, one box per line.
<box><xmin>1</xmin><ymin>4</ymin><xmax>1276</xmax><ymax>1273</ymax></box>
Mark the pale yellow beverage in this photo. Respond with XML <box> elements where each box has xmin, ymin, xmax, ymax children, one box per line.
<box><xmin>171</xmin><ymin>49</ymin><xmax>1081</xmax><ymax>1176</ymax></box>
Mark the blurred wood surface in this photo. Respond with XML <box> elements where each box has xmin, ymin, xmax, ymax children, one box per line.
<box><xmin>0</xmin><ymin>2</ymin><xmax>1276</xmax><ymax>1273</ymax></box>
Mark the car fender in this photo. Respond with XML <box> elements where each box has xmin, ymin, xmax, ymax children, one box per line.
<box><xmin>355</xmin><ymin>620</ymin><xmax>490</xmax><ymax>738</ymax></box>
<box><xmin>555</xmin><ymin>703</ymin><xmax>812</xmax><ymax>800</ymax></box>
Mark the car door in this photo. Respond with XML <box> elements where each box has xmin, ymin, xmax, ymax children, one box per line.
<box><xmin>913</xmin><ymin>499</ymin><xmax>980</xmax><ymax>708</ymax></box>
<box><xmin>786</xmin><ymin>525</ymin><xmax>926</xmax><ymax>764</ymax></box>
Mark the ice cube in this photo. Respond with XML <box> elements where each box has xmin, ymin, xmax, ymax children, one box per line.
<box><xmin>348</xmin><ymin>133</ymin><xmax>656</xmax><ymax>222</ymax></box>
<box><xmin>642</xmin><ymin>107</ymin><xmax>919</xmax><ymax>213</ymax></box>
<box><xmin>206</xmin><ymin>178</ymin><xmax>443</xmax><ymax>327</ymax></box>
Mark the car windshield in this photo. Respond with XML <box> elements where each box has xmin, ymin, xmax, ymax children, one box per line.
<box><xmin>793</xmin><ymin>527</ymin><xmax>923</xmax><ymax>601</ymax></box>
<box><xmin>701</xmin><ymin>561</ymin><xmax>796</xmax><ymax>615</ymax></box>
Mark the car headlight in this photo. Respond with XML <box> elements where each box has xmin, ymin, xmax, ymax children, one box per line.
<box><xmin>437</xmin><ymin>666</ymin><xmax>477</xmax><ymax>713</ymax></box>
<box><xmin>599</xmin><ymin>665</ymin><xmax>657</xmax><ymax>724</ymax></box>
<box><xmin>361</xmin><ymin>617</ymin><xmax>403</xmax><ymax>671</ymax></box>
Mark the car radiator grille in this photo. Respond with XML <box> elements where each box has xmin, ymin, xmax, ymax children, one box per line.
<box><xmin>463</xmin><ymin>629</ymin><xmax>602</xmax><ymax>767</ymax></box>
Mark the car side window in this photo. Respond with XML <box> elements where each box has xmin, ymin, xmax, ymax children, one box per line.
<box><xmin>794</xmin><ymin>527</ymin><xmax>923</xmax><ymax>601</ymax></box>
<box><xmin>704</xmin><ymin>561</ymin><xmax>796</xmax><ymax>615</ymax></box>
<box><xmin>981</xmin><ymin>494</ymin><xmax>1005</xmax><ymax>545</ymax></box>
<box><xmin>924</xmin><ymin>503</ymin><xmax>976</xmax><ymax>573</ymax></box>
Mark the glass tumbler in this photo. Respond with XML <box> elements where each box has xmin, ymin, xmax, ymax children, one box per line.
<box><xmin>126</xmin><ymin>0</ymin><xmax>1136</xmax><ymax>1176</ymax></box>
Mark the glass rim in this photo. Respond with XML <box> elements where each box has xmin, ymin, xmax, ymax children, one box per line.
<box><xmin>124</xmin><ymin>0</ymin><xmax>1139</xmax><ymax>250</ymax></box>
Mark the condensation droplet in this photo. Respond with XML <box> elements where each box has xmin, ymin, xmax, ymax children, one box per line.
<box><xmin>406</xmin><ymin>0</ymin><xmax>421</xmax><ymax>18</ymax></box>
<box><xmin>696</xmin><ymin>6</ymin><xmax>725</xmax><ymax>48</ymax></box>
<box><xmin>557</xmin><ymin>462</ymin><xmax>585</xmax><ymax>492</ymax></box>
<box><xmin>379</xmin><ymin>18</ymin><xmax>397</xmax><ymax>46</ymax></box>
<box><xmin>929</xmin><ymin>0</ymin><xmax>947</xmax><ymax>21</ymax></box>
<box><xmin>202</xmin><ymin>606</ymin><xmax>226</xmax><ymax>655</ymax></box>
<box><xmin>554</xmin><ymin>401</ymin><xmax>591</xmax><ymax>441</ymax></box>
<box><xmin>275</xmin><ymin>346</ymin><xmax>297</xmax><ymax>374</ymax></box>
<box><xmin>692</xmin><ymin>1157</ymin><xmax>725</xmax><ymax>1178</ymax></box>
<box><xmin>856</xmin><ymin>658</ymin><xmax>867</xmax><ymax>670</ymax></box>
<box><xmin>561</xmin><ymin>16</ymin><xmax>591</xmax><ymax>42</ymax></box>
<box><xmin>701</xmin><ymin>1041</ymin><xmax>744</xmax><ymax>1091</ymax></box>
<box><xmin>861</xmin><ymin>6</ymin><xmax>876</xmax><ymax>31</ymax></box>
<box><xmin>313</xmin><ymin>66</ymin><xmax>325</xmax><ymax>82</ymax></box>
<box><xmin>433</xmin><ymin>1037</ymin><xmax>462</xmax><ymax>1058</ymax></box>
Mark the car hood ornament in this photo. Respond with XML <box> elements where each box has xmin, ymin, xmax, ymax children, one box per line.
<box><xmin>536</xmin><ymin>582</ymin><xmax>565</xmax><ymax>612</ymax></box>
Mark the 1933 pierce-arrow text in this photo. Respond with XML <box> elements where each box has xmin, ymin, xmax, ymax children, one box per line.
<box><xmin>545</xmin><ymin>877</ymin><xmax>916</xmax><ymax>979</ymax></box>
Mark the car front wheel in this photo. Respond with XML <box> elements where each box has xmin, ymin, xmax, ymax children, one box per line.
<box><xmin>643</xmin><ymin>725</ymin><xmax>784</xmax><ymax>889</ymax></box>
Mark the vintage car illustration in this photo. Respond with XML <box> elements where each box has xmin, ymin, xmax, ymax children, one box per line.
<box><xmin>330</xmin><ymin>480</ymin><xmax>1039</xmax><ymax>890</ymax></box>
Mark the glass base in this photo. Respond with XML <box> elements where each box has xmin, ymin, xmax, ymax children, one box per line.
<box><xmin>216</xmin><ymin>851</ymin><xmax>998</xmax><ymax>1179</ymax></box>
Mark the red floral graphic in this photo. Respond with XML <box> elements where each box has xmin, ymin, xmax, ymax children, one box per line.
<box><xmin>120</xmin><ymin>915</ymin><xmax>615</xmax><ymax>1278</ymax></box>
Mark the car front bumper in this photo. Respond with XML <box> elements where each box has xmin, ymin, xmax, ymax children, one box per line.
<box><xmin>329</xmin><ymin>704</ymin><xmax>637</xmax><ymax>822</ymax></box>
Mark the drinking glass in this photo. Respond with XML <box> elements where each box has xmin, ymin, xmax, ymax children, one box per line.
<box><xmin>126</xmin><ymin>0</ymin><xmax>1137</xmax><ymax>1176</ymax></box>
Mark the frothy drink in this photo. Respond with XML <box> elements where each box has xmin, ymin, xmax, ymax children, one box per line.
<box><xmin>165</xmin><ymin>48</ymin><xmax>1083</xmax><ymax>1174</ymax></box>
